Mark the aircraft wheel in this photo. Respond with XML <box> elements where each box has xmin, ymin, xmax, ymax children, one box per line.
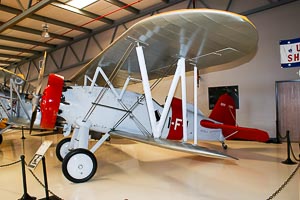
<box><xmin>0</xmin><ymin>134</ymin><xmax>3</xmax><ymax>145</ymax></box>
<box><xmin>222</xmin><ymin>142</ymin><xmax>228</xmax><ymax>150</ymax></box>
<box><xmin>56</xmin><ymin>137</ymin><xmax>71</xmax><ymax>162</ymax></box>
<box><xmin>62</xmin><ymin>148</ymin><xmax>97</xmax><ymax>183</ymax></box>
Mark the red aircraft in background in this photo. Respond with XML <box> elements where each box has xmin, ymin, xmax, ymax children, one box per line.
<box><xmin>201</xmin><ymin>93</ymin><xmax>270</xmax><ymax>143</ymax></box>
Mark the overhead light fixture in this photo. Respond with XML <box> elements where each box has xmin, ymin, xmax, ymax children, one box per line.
<box><xmin>67</xmin><ymin>0</ymin><xmax>97</xmax><ymax>9</ymax></box>
<box><xmin>41</xmin><ymin>23</ymin><xmax>50</xmax><ymax>38</ymax></box>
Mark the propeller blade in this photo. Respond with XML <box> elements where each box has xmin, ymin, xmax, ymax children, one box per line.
<box><xmin>35</xmin><ymin>51</ymin><xmax>47</xmax><ymax>95</ymax></box>
<box><xmin>29</xmin><ymin>51</ymin><xmax>47</xmax><ymax>133</ymax></box>
<box><xmin>29</xmin><ymin>109</ymin><xmax>37</xmax><ymax>135</ymax></box>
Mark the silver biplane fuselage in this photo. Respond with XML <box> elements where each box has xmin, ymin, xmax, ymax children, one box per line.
<box><xmin>59</xmin><ymin>86</ymin><xmax>223</xmax><ymax>142</ymax></box>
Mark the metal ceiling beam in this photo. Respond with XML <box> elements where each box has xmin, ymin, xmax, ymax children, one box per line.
<box><xmin>0</xmin><ymin>44</ymin><xmax>41</xmax><ymax>54</ymax></box>
<box><xmin>0</xmin><ymin>53</ymin><xmax>25</xmax><ymax>59</ymax></box>
<box><xmin>51</xmin><ymin>2</ymin><xmax>114</xmax><ymax>25</ymax></box>
<box><xmin>226</xmin><ymin>0</ymin><xmax>233</xmax><ymax>11</ymax></box>
<box><xmin>0</xmin><ymin>60</ymin><xmax>14</xmax><ymax>64</ymax></box>
<box><xmin>0</xmin><ymin>4</ymin><xmax>91</xmax><ymax>33</ymax></box>
<box><xmin>0</xmin><ymin>0</ymin><xmax>56</xmax><ymax>33</ymax></box>
<box><xmin>0</xmin><ymin>21</ymin><xmax>73</xmax><ymax>41</ymax></box>
<box><xmin>241</xmin><ymin>0</ymin><xmax>299</xmax><ymax>15</ymax></box>
<box><xmin>198</xmin><ymin>0</ymin><xmax>211</xmax><ymax>8</ymax></box>
<box><xmin>0</xmin><ymin>35</ymin><xmax>56</xmax><ymax>48</ymax></box>
<box><xmin>7</xmin><ymin>0</ymin><xmax>299</xmax><ymax>71</ymax></box>
<box><xmin>7</xmin><ymin>0</ymin><xmax>186</xmax><ymax>69</ymax></box>
<box><xmin>104</xmin><ymin>0</ymin><xmax>140</xmax><ymax>14</ymax></box>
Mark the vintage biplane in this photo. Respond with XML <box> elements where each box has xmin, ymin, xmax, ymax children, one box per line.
<box><xmin>0</xmin><ymin>66</ymin><xmax>35</xmax><ymax>144</ymax></box>
<box><xmin>32</xmin><ymin>9</ymin><xmax>260</xmax><ymax>183</ymax></box>
<box><xmin>0</xmin><ymin>52</ymin><xmax>53</xmax><ymax>144</ymax></box>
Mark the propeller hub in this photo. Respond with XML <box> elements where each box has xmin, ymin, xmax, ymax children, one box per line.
<box><xmin>40</xmin><ymin>74</ymin><xmax>64</xmax><ymax>129</ymax></box>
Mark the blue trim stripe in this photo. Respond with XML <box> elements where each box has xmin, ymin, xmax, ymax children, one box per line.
<box><xmin>280</xmin><ymin>38</ymin><xmax>300</xmax><ymax>45</ymax></box>
<box><xmin>281</xmin><ymin>62</ymin><xmax>300</xmax><ymax>68</ymax></box>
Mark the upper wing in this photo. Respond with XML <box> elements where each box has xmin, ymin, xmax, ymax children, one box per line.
<box><xmin>70</xmin><ymin>9</ymin><xmax>258</xmax><ymax>87</ymax></box>
<box><xmin>110</xmin><ymin>130</ymin><xmax>238</xmax><ymax>160</ymax></box>
<box><xmin>0</xmin><ymin>67</ymin><xmax>34</xmax><ymax>94</ymax></box>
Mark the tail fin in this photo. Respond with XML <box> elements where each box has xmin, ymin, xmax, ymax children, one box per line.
<box><xmin>209</xmin><ymin>93</ymin><xmax>236</xmax><ymax>126</ymax></box>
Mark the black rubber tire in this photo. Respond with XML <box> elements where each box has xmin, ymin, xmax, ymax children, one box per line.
<box><xmin>62</xmin><ymin>148</ymin><xmax>97</xmax><ymax>183</ymax></box>
<box><xmin>56</xmin><ymin>137</ymin><xmax>71</xmax><ymax>162</ymax></box>
<box><xmin>222</xmin><ymin>142</ymin><xmax>228</xmax><ymax>150</ymax></box>
<box><xmin>0</xmin><ymin>134</ymin><xmax>3</xmax><ymax>145</ymax></box>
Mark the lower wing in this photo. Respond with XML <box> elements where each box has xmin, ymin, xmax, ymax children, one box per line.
<box><xmin>110</xmin><ymin>130</ymin><xmax>237</xmax><ymax>160</ymax></box>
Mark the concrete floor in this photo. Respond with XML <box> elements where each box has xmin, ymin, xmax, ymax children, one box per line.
<box><xmin>0</xmin><ymin>129</ymin><xmax>299</xmax><ymax>200</ymax></box>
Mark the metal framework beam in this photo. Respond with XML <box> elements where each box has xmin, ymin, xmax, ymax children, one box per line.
<box><xmin>7</xmin><ymin>0</ymin><xmax>186</xmax><ymax>69</ymax></box>
<box><xmin>0</xmin><ymin>53</ymin><xmax>25</xmax><ymax>59</ymax></box>
<box><xmin>6</xmin><ymin>0</ymin><xmax>299</xmax><ymax>75</ymax></box>
<box><xmin>0</xmin><ymin>44</ymin><xmax>41</xmax><ymax>54</ymax></box>
<box><xmin>104</xmin><ymin>0</ymin><xmax>140</xmax><ymax>14</ymax></box>
<box><xmin>241</xmin><ymin>0</ymin><xmax>299</xmax><ymax>15</ymax></box>
<box><xmin>0</xmin><ymin>21</ymin><xmax>73</xmax><ymax>41</ymax></box>
<box><xmin>0</xmin><ymin>60</ymin><xmax>14</xmax><ymax>64</ymax></box>
<box><xmin>0</xmin><ymin>0</ymin><xmax>56</xmax><ymax>33</ymax></box>
<box><xmin>0</xmin><ymin>35</ymin><xmax>56</xmax><ymax>48</ymax></box>
<box><xmin>226</xmin><ymin>0</ymin><xmax>233</xmax><ymax>11</ymax></box>
<box><xmin>51</xmin><ymin>2</ymin><xmax>114</xmax><ymax>25</ymax></box>
<box><xmin>0</xmin><ymin>4</ymin><xmax>91</xmax><ymax>33</ymax></box>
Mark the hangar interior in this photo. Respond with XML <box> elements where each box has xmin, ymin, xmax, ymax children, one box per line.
<box><xmin>0</xmin><ymin>0</ymin><xmax>299</xmax><ymax>200</ymax></box>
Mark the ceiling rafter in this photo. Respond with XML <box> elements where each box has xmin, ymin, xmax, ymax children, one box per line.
<box><xmin>0</xmin><ymin>44</ymin><xmax>41</xmax><ymax>54</ymax></box>
<box><xmin>0</xmin><ymin>0</ymin><xmax>299</xmax><ymax>72</ymax></box>
<box><xmin>0</xmin><ymin>4</ymin><xmax>91</xmax><ymax>33</ymax></box>
<box><xmin>51</xmin><ymin>2</ymin><xmax>114</xmax><ymax>25</ymax></box>
<box><xmin>7</xmin><ymin>22</ymin><xmax>74</xmax><ymax>41</ymax></box>
<box><xmin>6</xmin><ymin>0</ymin><xmax>186</xmax><ymax>70</ymax></box>
<box><xmin>240</xmin><ymin>0</ymin><xmax>298</xmax><ymax>15</ymax></box>
<box><xmin>0</xmin><ymin>53</ymin><xmax>26</xmax><ymax>59</ymax></box>
<box><xmin>0</xmin><ymin>0</ymin><xmax>56</xmax><ymax>33</ymax></box>
<box><xmin>0</xmin><ymin>21</ymin><xmax>73</xmax><ymax>41</ymax></box>
<box><xmin>0</xmin><ymin>35</ymin><xmax>56</xmax><ymax>48</ymax></box>
<box><xmin>226</xmin><ymin>0</ymin><xmax>233</xmax><ymax>11</ymax></box>
<box><xmin>104</xmin><ymin>0</ymin><xmax>140</xmax><ymax>14</ymax></box>
<box><xmin>0</xmin><ymin>60</ymin><xmax>14</xmax><ymax>64</ymax></box>
<box><xmin>16</xmin><ymin>0</ymin><xmax>25</xmax><ymax>11</ymax></box>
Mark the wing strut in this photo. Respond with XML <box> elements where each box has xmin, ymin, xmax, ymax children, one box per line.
<box><xmin>9</xmin><ymin>78</ymin><xmax>31</xmax><ymax>121</ymax></box>
<box><xmin>135</xmin><ymin>44</ymin><xmax>188</xmax><ymax>140</ymax></box>
<box><xmin>193</xmin><ymin>64</ymin><xmax>198</xmax><ymax>145</ymax></box>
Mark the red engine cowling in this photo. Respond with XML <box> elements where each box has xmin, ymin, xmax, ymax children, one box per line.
<box><xmin>40</xmin><ymin>73</ymin><xmax>64</xmax><ymax>129</ymax></box>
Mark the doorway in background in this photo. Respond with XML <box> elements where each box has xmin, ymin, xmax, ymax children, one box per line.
<box><xmin>276</xmin><ymin>80</ymin><xmax>300</xmax><ymax>142</ymax></box>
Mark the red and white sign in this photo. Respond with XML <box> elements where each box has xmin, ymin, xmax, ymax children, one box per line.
<box><xmin>280</xmin><ymin>38</ymin><xmax>300</xmax><ymax>68</ymax></box>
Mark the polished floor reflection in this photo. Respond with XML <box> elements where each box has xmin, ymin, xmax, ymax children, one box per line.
<box><xmin>0</xmin><ymin>129</ymin><xmax>299</xmax><ymax>200</ymax></box>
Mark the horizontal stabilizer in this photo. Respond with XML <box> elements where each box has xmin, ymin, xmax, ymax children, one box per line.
<box><xmin>201</xmin><ymin>120</ymin><xmax>269</xmax><ymax>142</ymax></box>
<box><xmin>110</xmin><ymin>130</ymin><xmax>238</xmax><ymax>160</ymax></box>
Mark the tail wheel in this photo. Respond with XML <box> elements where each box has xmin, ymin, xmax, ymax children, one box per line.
<box><xmin>0</xmin><ymin>134</ymin><xmax>3</xmax><ymax>145</ymax></box>
<box><xmin>56</xmin><ymin>137</ymin><xmax>71</xmax><ymax>162</ymax></box>
<box><xmin>62</xmin><ymin>148</ymin><xmax>97</xmax><ymax>183</ymax></box>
